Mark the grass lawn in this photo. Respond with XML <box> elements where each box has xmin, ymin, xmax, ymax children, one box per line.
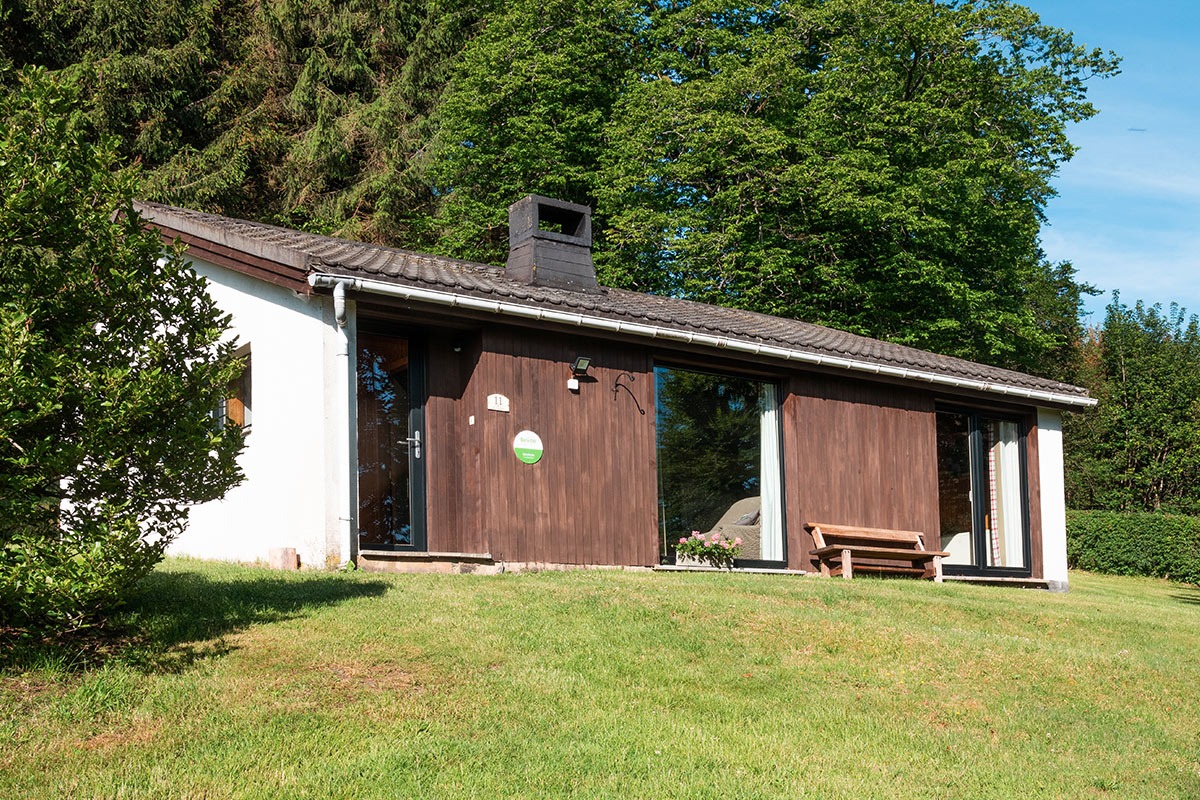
<box><xmin>3</xmin><ymin>560</ymin><xmax>1200</xmax><ymax>798</ymax></box>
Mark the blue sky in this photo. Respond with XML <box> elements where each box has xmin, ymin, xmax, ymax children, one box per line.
<box><xmin>1023</xmin><ymin>0</ymin><xmax>1200</xmax><ymax>325</ymax></box>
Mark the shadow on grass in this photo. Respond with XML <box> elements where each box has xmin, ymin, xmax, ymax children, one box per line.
<box><xmin>1170</xmin><ymin>584</ymin><xmax>1200</xmax><ymax>606</ymax></box>
<box><xmin>115</xmin><ymin>567</ymin><xmax>391</xmax><ymax>673</ymax></box>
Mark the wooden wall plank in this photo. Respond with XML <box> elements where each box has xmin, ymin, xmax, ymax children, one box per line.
<box><xmin>782</xmin><ymin>376</ymin><xmax>939</xmax><ymax>571</ymax></box>
<box><xmin>425</xmin><ymin>320</ymin><xmax>1048</xmax><ymax>575</ymax></box>
<box><xmin>430</xmin><ymin>328</ymin><xmax>658</xmax><ymax>565</ymax></box>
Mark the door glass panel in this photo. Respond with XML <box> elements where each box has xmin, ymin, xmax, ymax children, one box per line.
<box><xmin>984</xmin><ymin>419</ymin><xmax>1025</xmax><ymax>568</ymax></box>
<box><xmin>655</xmin><ymin>367</ymin><xmax>783</xmax><ymax>563</ymax></box>
<box><xmin>936</xmin><ymin>410</ymin><xmax>1027</xmax><ymax>571</ymax></box>
<box><xmin>936</xmin><ymin>411</ymin><xmax>974</xmax><ymax>565</ymax></box>
<box><xmin>357</xmin><ymin>333</ymin><xmax>413</xmax><ymax>548</ymax></box>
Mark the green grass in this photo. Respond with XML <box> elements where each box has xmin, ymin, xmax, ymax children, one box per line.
<box><xmin>4</xmin><ymin>560</ymin><xmax>1200</xmax><ymax>798</ymax></box>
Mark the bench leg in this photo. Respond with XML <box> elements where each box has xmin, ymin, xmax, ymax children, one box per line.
<box><xmin>841</xmin><ymin>549</ymin><xmax>853</xmax><ymax>580</ymax></box>
<box><xmin>820</xmin><ymin>558</ymin><xmax>831</xmax><ymax>578</ymax></box>
<box><xmin>933</xmin><ymin>556</ymin><xmax>943</xmax><ymax>583</ymax></box>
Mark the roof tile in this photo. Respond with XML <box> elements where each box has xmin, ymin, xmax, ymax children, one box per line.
<box><xmin>134</xmin><ymin>201</ymin><xmax>1091</xmax><ymax>402</ymax></box>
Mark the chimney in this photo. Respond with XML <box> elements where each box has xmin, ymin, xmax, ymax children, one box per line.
<box><xmin>505</xmin><ymin>195</ymin><xmax>598</xmax><ymax>292</ymax></box>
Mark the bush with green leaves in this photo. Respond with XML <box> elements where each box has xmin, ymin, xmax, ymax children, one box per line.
<box><xmin>1066</xmin><ymin>510</ymin><xmax>1200</xmax><ymax>584</ymax></box>
<box><xmin>0</xmin><ymin>68</ymin><xmax>244</xmax><ymax>646</ymax></box>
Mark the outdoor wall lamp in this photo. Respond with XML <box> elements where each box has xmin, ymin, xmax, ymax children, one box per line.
<box><xmin>568</xmin><ymin>356</ymin><xmax>593</xmax><ymax>392</ymax></box>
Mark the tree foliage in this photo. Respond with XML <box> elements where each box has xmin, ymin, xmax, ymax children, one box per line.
<box><xmin>429</xmin><ymin>0</ymin><xmax>637</xmax><ymax>262</ymax></box>
<box><xmin>0</xmin><ymin>69</ymin><xmax>244</xmax><ymax>643</ymax></box>
<box><xmin>593</xmin><ymin>0</ymin><xmax>1112</xmax><ymax>374</ymax></box>
<box><xmin>1065</xmin><ymin>294</ymin><xmax>1200</xmax><ymax>514</ymax></box>
<box><xmin>432</xmin><ymin>0</ymin><xmax>1114</xmax><ymax>374</ymax></box>
<box><xmin>1</xmin><ymin>0</ymin><xmax>487</xmax><ymax>243</ymax></box>
<box><xmin>2</xmin><ymin>0</ymin><xmax>1118</xmax><ymax>376</ymax></box>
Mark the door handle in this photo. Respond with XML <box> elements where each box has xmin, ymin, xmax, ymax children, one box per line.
<box><xmin>405</xmin><ymin>430</ymin><xmax>421</xmax><ymax>460</ymax></box>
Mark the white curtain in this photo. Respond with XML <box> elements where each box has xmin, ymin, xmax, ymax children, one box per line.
<box><xmin>995</xmin><ymin>421</ymin><xmax>1025</xmax><ymax>568</ymax></box>
<box><xmin>759</xmin><ymin>385</ymin><xmax>784</xmax><ymax>562</ymax></box>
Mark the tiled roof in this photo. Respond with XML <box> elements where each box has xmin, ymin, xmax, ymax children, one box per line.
<box><xmin>134</xmin><ymin>201</ymin><xmax>1093</xmax><ymax>405</ymax></box>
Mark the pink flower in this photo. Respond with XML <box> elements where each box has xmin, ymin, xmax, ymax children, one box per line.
<box><xmin>678</xmin><ymin>537</ymin><xmax>688</xmax><ymax>544</ymax></box>
<box><xmin>710</xmin><ymin>533</ymin><xmax>720</xmax><ymax>543</ymax></box>
<box><xmin>734</xmin><ymin>537</ymin><xmax>743</xmax><ymax>546</ymax></box>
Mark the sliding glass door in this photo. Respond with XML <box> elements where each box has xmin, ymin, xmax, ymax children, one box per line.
<box><xmin>357</xmin><ymin>330</ymin><xmax>426</xmax><ymax>551</ymax></box>
<box><xmin>936</xmin><ymin>409</ymin><xmax>1029</xmax><ymax>574</ymax></box>
<box><xmin>655</xmin><ymin>366</ymin><xmax>784</xmax><ymax>566</ymax></box>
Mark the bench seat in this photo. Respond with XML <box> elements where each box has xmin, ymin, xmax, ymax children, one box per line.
<box><xmin>807</xmin><ymin>523</ymin><xmax>950</xmax><ymax>581</ymax></box>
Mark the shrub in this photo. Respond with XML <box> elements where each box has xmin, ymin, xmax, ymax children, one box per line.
<box><xmin>1066</xmin><ymin>510</ymin><xmax>1200</xmax><ymax>584</ymax></box>
<box><xmin>0</xmin><ymin>68</ymin><xmax>243</xmax><ymax>648</ymax></box>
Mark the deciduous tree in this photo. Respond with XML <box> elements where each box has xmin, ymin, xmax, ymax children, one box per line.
<box><xmin>5</xmin><ymin>0</ymin><xmax>1118</xmax><ymax>377</ymax></box>
<box><xmin>1066</xmin><ymin>294</ymin><xmax>1200</xmax><ymax>514</ymax></box>
<box><xmin>596</xmin><ymin>0</ymin><xmax>1113</xmax><ymax>374</ymax></box>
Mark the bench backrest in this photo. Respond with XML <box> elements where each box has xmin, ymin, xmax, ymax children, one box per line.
<box><xmin>805</xmin><ymin>522</ymin><xmax>928</xmax><ymax>552</ymax></box>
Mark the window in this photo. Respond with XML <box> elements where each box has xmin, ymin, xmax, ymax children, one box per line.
<box><xmin>936</xmin><ymin>409</ymin><xmax>1029</xmax><ymax>574</ymax></box>
<box><xmin>655</xmin><ymin>366</ymin><xmax>784</xmax><ymax>565</ymax></box>
<box><xmin>219</xmin><ymin>350</ymin><xmax>251</xmax><ymax>430</ymax></box>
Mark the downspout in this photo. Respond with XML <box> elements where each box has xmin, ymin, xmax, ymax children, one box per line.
<box><xmin>333</xmin><ymin>279</ymin><xmax>348</xmax><ymax>328</ymax></box>
<box><xmin>321</xmin><ymin>278</ymin><xmax>356</xmax><ymax>566</ymax></box>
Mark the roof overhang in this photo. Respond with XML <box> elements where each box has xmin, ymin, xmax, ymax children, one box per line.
<box><xmin>310</xmin><ymin>273</ymin><xmax>1098</xmax><ymax>410</ymax></box>
<box><xmin>136</xmin><ymin>202</ymin><xmax>311</xmax><ymax>293</ymax></box>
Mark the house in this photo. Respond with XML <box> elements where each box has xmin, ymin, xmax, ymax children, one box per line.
<box><xmin>135</xmin><ymin>196</ymin><xmax>1095</xmax><ymax>589</ymax></box>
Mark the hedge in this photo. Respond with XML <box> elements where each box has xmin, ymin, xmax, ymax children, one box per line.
<box><xmin>1066</xmin><ymin>510</ymin><xmax>1200</xmax><ymax>584</ymax></box>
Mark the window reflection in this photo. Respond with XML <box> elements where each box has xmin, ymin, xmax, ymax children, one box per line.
<box><xmin>936</xmin><ymin>410</ymin><xmax>1027</xmax><ymax>572</ymax></box>
<box><xmin>357</xmin><ymin>334</ymin><xmax>412</xmax><ymax>549</ymax></box>
<box><xmin>655</xmin><ymin>367</ymin><xmax>783</xmax><ymax>564</ymax></box>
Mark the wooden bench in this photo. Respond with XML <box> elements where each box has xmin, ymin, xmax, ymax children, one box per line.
<box><xmin>806</xmin><ymin>523</ymin><xmax>949</xmax><ymax>582</ymax></box>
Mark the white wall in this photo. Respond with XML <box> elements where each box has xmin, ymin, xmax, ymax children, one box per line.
<box><xmin>171</xmin><ymin>259</ymin><xmax>348</xmax><ymax>569</ymax></box>
<box><xmin>1037</xmin><ymin>408</ymin><xmax>1070</xmax><ymax>591</ymax></box>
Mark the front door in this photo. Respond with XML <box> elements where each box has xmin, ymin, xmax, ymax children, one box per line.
<box><xmin>356</xmin><ymin>330</ymin><xmax>426</xmax><ymax>551</ymax></box>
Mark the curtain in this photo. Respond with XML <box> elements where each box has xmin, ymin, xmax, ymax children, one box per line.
<box><xmin>996</xmin><ymin>421</ymin><xmax>1024</xmax><ymax>567</ymax></box>
<box><xmin>987</xmin><ymin>420</ymin><xmax>1025</xmax><ymax>568</ymax></box>
<box><xmin>759</xmin><ymin>385</ymin><xmax>784</xmax><ymax>562</ymax></box>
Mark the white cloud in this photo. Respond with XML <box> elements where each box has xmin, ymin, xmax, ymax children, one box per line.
<box><xmin>1041</xmin><ymin>225</ymin><xmax>1200</xmax><ymax>318</ymax></box>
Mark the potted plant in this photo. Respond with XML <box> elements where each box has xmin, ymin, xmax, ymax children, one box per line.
<box><xmin>675</xmin><ymin>531</ymin><xmax>742</xmax><ymax>569</ymax></box>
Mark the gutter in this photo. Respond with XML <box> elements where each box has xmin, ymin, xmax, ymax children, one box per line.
<box><xmin>309</xmin><ymin>273</ymin><xmax>1098</xmax><ymax>409</ymax></box>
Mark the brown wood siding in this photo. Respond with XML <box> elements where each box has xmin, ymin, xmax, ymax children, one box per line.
<box><xmin>782</xmin><ymin>376</ymin><xmax>939</xmax><ymax>571</ymax></box>
<box><xmin>425</xmin><ymin>328</ymin><xmax>658</xmax><ymax>565</ymax></box>
<box><xmin>425</xmin><ymin>321</ymin><xmax>1049</xmax><ymax>574</ymax></box>
<box><xmin>423</xmin><ymin>330</ymin><xmax>475</xmax><ymax>555</ymax></box>
<box><xmin>1025</xmin><ymin>414</ymin><xmax>1044</xmax><ymax>579</ymax></box>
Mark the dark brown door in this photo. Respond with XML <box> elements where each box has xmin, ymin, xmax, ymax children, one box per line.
<box><xmin>357</xmin><ymin>331</ymin><xmax>426</xmax><ymax>551</ymax></box>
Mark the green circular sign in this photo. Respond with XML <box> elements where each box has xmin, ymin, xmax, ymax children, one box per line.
<box><xmin>513</xmin><ymin>430</ymin><xmax>544</xmax><ymax>464</ymax></box>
